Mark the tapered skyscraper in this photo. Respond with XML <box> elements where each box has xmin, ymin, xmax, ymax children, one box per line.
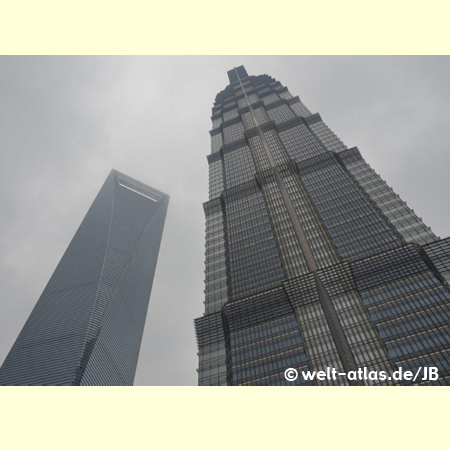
<box><xmin>0</xmin><ymin>170</ymin><xmax>169</xmax><ymax>385</ymax></box>
<box><xmin>195</xmin><ymin>66</ymin><xmax>450</xmax><ymax>386</ymax></box>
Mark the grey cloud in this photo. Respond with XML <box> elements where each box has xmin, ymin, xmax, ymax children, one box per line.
<box><xmin>0</xmin><ymin>56</ymin><xmax>448</xmax><ymax>385</ymax></box>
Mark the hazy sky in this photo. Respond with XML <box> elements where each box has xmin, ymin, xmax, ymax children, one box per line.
<box><xmin>0</xmin><ymin>56</ymin><xmax>449</xmax><ymax>385</ymax></box>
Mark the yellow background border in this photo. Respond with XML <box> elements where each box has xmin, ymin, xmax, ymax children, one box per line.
<box><xmin>1</xmin><ymin>0</ymin><xmax>449</xmax><ymax>54</ymax></box>
<box><xmin>1</xmin><ymin>387</ymin><xmax>448</xmax><ymax>448</ymax></box>
<box><xmin>1</xmin><ymin>1</ymin><xmax>448</xmax><ymax>448</ymax></box>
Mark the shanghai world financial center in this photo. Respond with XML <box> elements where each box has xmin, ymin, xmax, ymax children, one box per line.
<box><xmin>0</xmin><ymin>170</ymin><xmax>169</xmax><ymax>385</ymax></box>
<box><xmin>1</xmin><ymin>64</ymin><xmax>449</xmax><ymax>386</ymax></box>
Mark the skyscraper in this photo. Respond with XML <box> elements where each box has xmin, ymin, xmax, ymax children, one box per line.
<box><xmin>0</xmin><ymin>170</ymin><xmax>169</xmax><ymax>385</ymax></box>
<box><xmin>195</xmin><ymin>66</ymin><xmax>450</xmax><ymax>386</ymax></box>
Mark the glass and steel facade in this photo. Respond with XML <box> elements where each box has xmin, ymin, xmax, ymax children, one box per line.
<box><xmin>0</xmin><ymin>170</ymin><xmax>169</xmax><ymax>385</ymax></box>
<box><xmin>195</xmin><ymin>66</ymin><xmax>450</xmax><ymax>386</ymax></box>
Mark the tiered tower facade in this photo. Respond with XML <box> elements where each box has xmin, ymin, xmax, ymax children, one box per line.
<box><xmin>195</xmin><ymin>66</ymin><xmax>450</xmax><ymax>386</ymax></box>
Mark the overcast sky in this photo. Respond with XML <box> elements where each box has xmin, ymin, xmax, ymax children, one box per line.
<box><xmin>0</xmin><ymin>56</ymin><xmax>449</xmax><ymax>385</ymax></box>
